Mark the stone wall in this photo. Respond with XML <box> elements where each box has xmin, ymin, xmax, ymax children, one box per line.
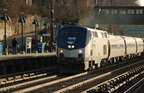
<box><xmin>0</xmin><ymin>15</ymin><xmax>45</xmax><ymax>40</ymax></box>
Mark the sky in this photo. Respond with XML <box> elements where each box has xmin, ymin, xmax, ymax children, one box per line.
<box><xmin>139</xmin><ymin>0</ymin><xmax>144</xmax><ymax>6</ymax></box>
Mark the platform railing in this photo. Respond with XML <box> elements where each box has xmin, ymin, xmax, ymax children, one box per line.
<box><xmin>4</xmin><ymin>44</ymin><xmax>56</xmax><ymax>55</ymax></box>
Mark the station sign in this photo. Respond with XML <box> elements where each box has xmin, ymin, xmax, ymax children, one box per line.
<box><xmin>42</xmin><ymin>34</ymin><xmax>50</xmax><ymax>36</ymax></box>
<box><xmin>0</xmin><ymin>42</ymin><xmax>2</xmax><ymax>55</ymax></box>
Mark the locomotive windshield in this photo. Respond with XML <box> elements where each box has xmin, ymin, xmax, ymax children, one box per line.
<box><xmin>60</xmin><ymin>30</ymin><xmax>86</xmax><ymax>36</ymax></box>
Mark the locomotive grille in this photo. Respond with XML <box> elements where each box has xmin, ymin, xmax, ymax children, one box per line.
<box><xmin>60</xmin><ymin>53</ymin><xmax>64</xmax><ymax>57</ymax></box>
<box><xmin>78</xmin><ymin>54</ymin><xmax>83</xmax><ymax>57</ymax></box>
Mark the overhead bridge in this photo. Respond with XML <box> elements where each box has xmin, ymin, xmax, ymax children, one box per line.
<box><xmin>94</xmin><ymin>6</ymin><xmax>144</xmax><ymax>24</ymax></box>
<box><xmin>124</xmin><ymin>28</ymin><xmax>144</xmax><ymax>34</ymax></box>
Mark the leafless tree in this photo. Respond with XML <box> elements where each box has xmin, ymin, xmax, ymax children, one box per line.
<box><xmin>54</xmin><ymin>0</ymin><xmax>94</xmax><ymax>25</ymax></box>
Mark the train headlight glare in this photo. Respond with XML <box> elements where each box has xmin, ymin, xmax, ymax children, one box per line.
<box><xmin>68</xmin><ymin>45</ymin><xmax>71</xmax><ymax>48</ymax></box>
<box><xmin>72</xmin><ymin>45</ymin><xmax>74</xmax><ymax>48</ymax></box>
<box><xmin>60</xmin><ymin>50</ymin><xmax>63</xmax><ymax>53</ymax></box>
<box><xmin>78</xmin><ymin>50</ymin><xmax>82</xmax><ymax>53</ymax></box>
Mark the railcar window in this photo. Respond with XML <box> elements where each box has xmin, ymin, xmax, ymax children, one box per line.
<box><xmin>120</xmin><ymin>44</ymin><xmax>124</xmax><ymax>47</ymax></box>
<box><xmin>60</xmin><ymin>31</ymin><xmax>71</xmax><ymax>35</ymax></box>
<box><xmin>101</xmin><ymin>9</ymin><xmax>110</xmax><ymax>14</ymax></box>
<box><xmin>119</xmin><ymin>9</ymin><xmax>126</xmax><ymax>14</ymax></box>
<box><xmin>90</xmin><ymin>50</ymin><xmax>93</xmax><ymax>56</ymax></box>
<box><xmin>111</xmin><ymin>44</ymin><xmax>117</xmax><ymax>48</ymax></box>
<box><xmin>60</xmin><ymin>30</ymin><xmax>86</xmax><ymax>36</ymax></box>
<box><xmin>65</xmin><ymin>31</ymin><xmax>71</xmax><ymax>35</ymax></box>
<box><xmin>111</xmin><ymin>9</ymin><xmax>118</xmax><ymax>14</ymax></box>
<box><xmin>103</xmin><ymin>45</ymin><xmax>107</xmax><ymax>55</ymax></box>
<box><xmin>104</xmin><ymin>33</ymin><xmax>107</xmax><ymax>38</ymax></box>
<box><xmin>127</xmin><ymin>9</ymin><xmax>134</xmax><ymax>14</ymax></box>
<box><xmin>92</xmin><ymin>32</ymin><xmax>98</xmax><ymax>37</ymax></box>
<box><xmin>73</xmin><ymin>31</ymin><xmax>79</xmax><ymax>35</ymax></box>
<box><xmin>128</xmin><ymin>44</ymin><xmax>135</xmax><ymax>47</ymax></box>
<box><xmin>136</xmin><ymin>9</ymin><xmax>143</xmax><ymax>14</ymax></box>
<box><xmin>60</xmin><ymin>31</ymin><xmax>64</xmax><ymax>35</ymax></box>
<box><xmin>102</xmin><ymin>32</ymin><xmax>107</xmax><ymax>38</ymax></box>
<box><xmin>139</xmin><ymin>44</ymin><xmax>143</xmax><ymax>47</ymax></box>
<box><xmin>73</xmin><ymin>31</ymin><xmax>86</xmax><ymax>36</ymax></box>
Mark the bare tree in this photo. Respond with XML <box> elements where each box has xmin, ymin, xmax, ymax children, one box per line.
<box><xmin>54</xmin><ymin>0</ymin><xmax>94</xmax><ymax>25</ymax></box>
<box><xmin>0</xmin><ymin>0</ymin><xmax>24</xmax><ymax>18</ymax></box>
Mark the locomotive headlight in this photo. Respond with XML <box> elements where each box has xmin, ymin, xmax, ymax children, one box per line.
<box><xmin>68</xmin><ymin>45</ymin><xmax>71</xmax><ymax>48</ymax></box>
<box><xmin>60</xmin><ymin>50</ymin><xmax>63</xmax><ymax>53</ymax></box>
<box><xmin>72</xmin><ymin>45</ymin><xmax>75</xmax><ymax>48</ymax></box>
<box><xmin>78</xmin><ymin>50</ymin><xmax>82</xmax><ymax>54</ymax></box>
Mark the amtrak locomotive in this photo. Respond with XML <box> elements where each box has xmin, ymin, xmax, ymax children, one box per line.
<box><xmin>56</xmin><ymin>26</ymin><xmax>144</xmax><ymax>73</ymax></box>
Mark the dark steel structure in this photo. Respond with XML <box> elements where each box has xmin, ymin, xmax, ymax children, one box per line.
<box><xmin>18</xmin><ymin>12</ymin><xmax>26</xmax><ymax>52</ymax></box>
<box><xmin>124</xmin><ymin>28</ymin><xmax>144</xmax><ymax>34</ymax></box>
<box><xmin>94</xmin><ymin>6</ymin><xmax>144</xmax><ymax>24</ymax></box>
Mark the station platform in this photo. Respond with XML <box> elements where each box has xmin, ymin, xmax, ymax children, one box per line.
<box><xmin>0</xmin><ymin>52</ymin><xmax>57</xmax><ymax>77</ymax></box>
<box><xmin>0</xmin><ymin>52</ymin><xmax>56</xmax><ymax>61</ymax></box>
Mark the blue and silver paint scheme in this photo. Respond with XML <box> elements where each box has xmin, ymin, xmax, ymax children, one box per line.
<box><xmin>56</xmin><ymin>26</ymin><xmax>88</xmax><ymax>73</ymax></box>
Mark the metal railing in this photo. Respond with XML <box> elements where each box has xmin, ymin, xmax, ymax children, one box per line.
<box><xmin>4</xmin><ymin>44</ymin><xmax>56</xmax><ymax>55</ymax></box>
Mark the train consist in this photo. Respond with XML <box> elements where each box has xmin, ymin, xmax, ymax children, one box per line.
<box><xmin>56</xmin><ymin>26</ymin><xmax>144</xmax><ymax>73</ymax></box>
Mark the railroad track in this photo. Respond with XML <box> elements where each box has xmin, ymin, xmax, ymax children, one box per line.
<box><xmin>55</xmin><ymin>59</ymin><xmax>144</xmax><ymax>93</ymax></box>
<box><xmin>115</xmin><ymin>68</ymin><xmax>144</xmax><ymax>93</ymax></box>
<box><xmin>0</xmin><ymin>67</ymin><xmax>57</xmax><ymax>88</ymax></box>
<box><xmin>0</xmin><ymin>57</ymin><xmax>143</xmax><ymax>93</ymax></box>
<box><xmin>84</xmin><ymin>65</ymin><xmax>144</xmax><ymax>93</ymax></box>
<box><xmin>123</xmin><ymin>77</ymin><xmax>144</xmax><ymax>93</ymax></box>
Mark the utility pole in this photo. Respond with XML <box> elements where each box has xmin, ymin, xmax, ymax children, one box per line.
<box><xmin>50</xmin><ymin>0</ymin><xmax>54</xmax><ymax>52</ymax></box>
<box><xmin>50</xmin><ymin>0</ymin><xmax>53</xmax><ymax>43</ymax></box>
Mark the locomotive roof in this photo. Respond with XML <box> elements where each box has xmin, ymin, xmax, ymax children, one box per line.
<box><xmin>60</xmin><ymin>25</ymin><xmax>107</xmax><ymax>33</ymax></box>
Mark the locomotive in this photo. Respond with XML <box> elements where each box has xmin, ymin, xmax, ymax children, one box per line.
<box><xmin>56</xmin><ymin>26</ymin><xmax>144</xmax><ymax>73</ymax></box>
